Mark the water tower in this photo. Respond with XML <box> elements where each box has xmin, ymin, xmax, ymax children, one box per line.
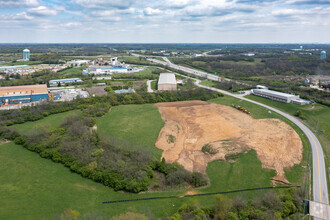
<box><xmin>23</xmin><ymin>49</ymin><xmax>30</xmax><ymax>60</ymax></box>
<box><xmin>321</xmin><ymin>51</ymin><xmax>326</xmax><ymax>60</ymax></box>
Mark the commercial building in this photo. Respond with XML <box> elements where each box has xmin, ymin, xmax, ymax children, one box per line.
<box><xmin>251</xmin><ymin>87</ymin><xmax>310</xmax><ymax>105</ymax></box>
<box><xmin>67</xmin><ymin>60</ymin><xmax>90</xmax><ymax>67</ymax></box>
<box><xmin>158</xmin><ymin>73</ymin><xmax>177</xmax><ymax>91</ymax></box>
<box><xmin>49</xmin><ymin>78</ymin><xmax>83</xmax><ymax>85</ymax></box>
<box><xmin>23</xmin><ymin>49</ymin><xmax>30</xmax><ymax>60</ymax></box>
<box><xmin>84</xmin><ymin>66</ymin><xmax>132</xmax><ymax>75</ymax></box>
<box><xmin>0</xmin><ymin>65</ymin><xmax>29</xmax><ymax>71</ymax></box>
<box><xmin>321</xmin><ymin>51</ymin><xmax>327</xmax><ymax>60</ymax></box>
<box><xmin>0</xmin><ymin>85</ymin><xmax>48</xmax><ymax>105</ymax></box>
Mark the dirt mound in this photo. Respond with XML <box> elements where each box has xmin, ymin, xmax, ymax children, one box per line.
<box><xmin>154</xmin><ymin>101</ymin><xmax>302</xmax><ymax>183</ymax></box>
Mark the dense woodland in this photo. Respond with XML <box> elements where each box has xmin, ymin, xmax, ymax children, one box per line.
<box><xmin>171</xmin><ymin>55</ymin><xmax>330</xmax><ymax>78</ymax></box>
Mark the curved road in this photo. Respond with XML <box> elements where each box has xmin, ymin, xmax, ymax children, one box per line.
<box><xmin>140</xmin><ymin>54</ymin><xmax>329</xmax><ymax>217</ymax></box>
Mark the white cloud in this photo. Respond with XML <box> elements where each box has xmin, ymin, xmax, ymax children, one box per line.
<box><xmin>28</xmin><ymin>6</ymin><xmax>58</xmax><ymax>16</ymax></box>
<box><xmin>144</xmin><ymin>7</ymin><xmax>162</xmax><ymax>16</ymax></box>
<box><xmin>0</xmin><ymin>0</ymin><xmax>38</xmax><ymax>8</ymax></box>
<box><xmin>72</xmin><ymin>0</ymin><xmax>135</xmax><ymax>9</ymax></box>
<box><xmin>62</xmin><ymin>22</ymin><xmax>82</xmax><ymax>27</ymax></box>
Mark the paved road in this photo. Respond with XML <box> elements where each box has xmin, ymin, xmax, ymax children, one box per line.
<box><xmin>146</xmin><ymin>80</ymin><xmax>155</xmax><ymax>93</ymax></box>
<box><xmin>143</xmin><ymin>55</ymin><xmax>329</xmax><ymax>218</ymax></box>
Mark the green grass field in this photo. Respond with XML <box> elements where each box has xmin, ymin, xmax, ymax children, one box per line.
<box><xmin>57</xmin><ymin>66</ymin><xmax>87</xmax><ymax>75</ymax></box>
<box><xmin>118</xmin><ymin>56</ymin><xmax>153</xmax><ymax>65</ymax></box>
<box><xmin>11</xmin><ymin>110</ymin><xmax>81</xmax><ymax>135</ymax></box>
<box><xmin>0</xmin><ymin>142</ymin><xmax>284</xmax><ymax>219</ymax></box>
<box><xmin>96</xmin><ymin>104</ymin><xmax>164</xmax><ymax>159</ymax></box>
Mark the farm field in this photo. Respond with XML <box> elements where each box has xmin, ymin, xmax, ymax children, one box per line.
<box><xmin>11</xmin><ymin>110</ymin><xmax>81</xmax><ymax>135</ymax></box>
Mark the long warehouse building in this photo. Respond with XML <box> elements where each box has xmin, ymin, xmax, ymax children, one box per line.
<box><xmin>0</xmin><ymin>85</ymin><xmax>49</xmax><ymax>105</ymax></box>
<box><xmin>251</xmin><ymin>88</ymin><xmax>309</xmax><ymax>104</ymax></box>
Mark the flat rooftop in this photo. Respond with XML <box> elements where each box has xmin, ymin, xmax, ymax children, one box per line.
<box><xmin>0</xmin><ymin>84</ymin><xmax>48</xmax><ymax>96</ymax></box>
<box><xmin>158</xmin><ymin>73</ymin><xmax>176</xmax><ymax>85</ymax></box>
<box><xmin>253</xmin><ymin>89</ymin><xmax>298</xmax><ymax>98</ymax></box>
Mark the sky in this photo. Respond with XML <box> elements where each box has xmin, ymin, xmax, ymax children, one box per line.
<box><xmin>0</xmin><ymin>0</ymin><xmax>330</xmax><ymax>43</ymax></box>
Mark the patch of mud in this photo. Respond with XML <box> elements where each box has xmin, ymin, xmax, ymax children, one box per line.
<box><xmin>155</xmin><ymin>100</ymin><xmax>302</xmax><ymax>183</ymax></box>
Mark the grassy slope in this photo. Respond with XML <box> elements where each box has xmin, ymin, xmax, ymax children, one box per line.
<box><xmin>0</xmin><ymin>142</ymin><xmax>280</xmax><ymax>219</ymax></box>
<box><xmin>11</xmin><ymin>110</ymin><xmax>81</xmax><ymax>135</ymax></box>
<box><xmin>96</xmin><ymin>104</ymin><xmax>164</xmax><ymax>159</ymax></box>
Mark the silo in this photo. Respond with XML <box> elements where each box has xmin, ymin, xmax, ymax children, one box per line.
<box><xmin>23</xmin><ymin>49</ymin><xmax>30</xmax><ymax>60</ymax></box>
<box><xmin>320</xmin><ymin>51</ymin><xmax>326</xmax><ymax>60</ymax></box>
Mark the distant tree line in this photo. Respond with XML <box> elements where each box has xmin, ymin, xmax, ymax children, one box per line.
<box><xmin>171</xmin><ymin>54</ymin><xmax>330</xmax><ymax>78</ymax></box>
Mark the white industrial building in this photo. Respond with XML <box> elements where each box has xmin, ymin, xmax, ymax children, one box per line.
<box><xmin>67</xmin><ymin>60</ymin><xmax>90</xmax><ymax>67</ymax></box>
<box><xmin>158</xmin><ymin>73</ymin><xmax>177</xmax><ymax>91</ymax></box>
<box><xmin>251</xmin><ymin>87</ymin><xmax>310</xmax><ymax>105</ymax></box>
<box><xmin>49</xmin><ymin>78</ymin><xmax>83</xmax><ymax>85</ymax></box>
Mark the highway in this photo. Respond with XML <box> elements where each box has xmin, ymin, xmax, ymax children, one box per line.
<box><xmin>139</xmin><ymin>54</ymin><xmax>329</xmax><ymax>218</ymax></box>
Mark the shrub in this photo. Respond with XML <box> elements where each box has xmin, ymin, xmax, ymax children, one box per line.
<box><xmin>202</xmin><ymin>144</ymin><xmax>218</xmax><ymax>155</ymax></box>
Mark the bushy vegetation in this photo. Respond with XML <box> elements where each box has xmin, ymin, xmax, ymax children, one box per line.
<box><xmin>202</xmin><ymin>144</ymin><xmax>218</xmax><ymax>155</ymax></box>
<box><xmin>169</xmin><ymin>188</ymin><xmax>305</xmax><ymax>220</ymax></box>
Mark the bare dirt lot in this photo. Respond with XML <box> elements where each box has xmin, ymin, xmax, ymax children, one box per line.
<box><xmin>155</xmin><ymin>100</ymin><xmax>302</xmax><ymax>183</ymax></box>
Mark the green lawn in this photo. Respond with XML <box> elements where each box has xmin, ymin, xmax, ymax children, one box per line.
<box><xmin>11</xmin><ymin>110</ymin><xmax>81</xmax><ymax>135</ymax></box>
<box><xmin>200</xmin><ymin>80</ymin><xmax>217</xmax><ymax>87</ymax></box>
<box><xmin>96</xmin><ymin>104</ymin><xmax>164</xmax><ymax>159</ymax></box>
<box><xmin>151</xmin><ymin>80</ymin><xmax>157</xmax><ymax>90</ymax></box>
<box><xmin>201</xmin><ymin>150</ymin><xmax>275</xmax><ymax>195</ymax></box>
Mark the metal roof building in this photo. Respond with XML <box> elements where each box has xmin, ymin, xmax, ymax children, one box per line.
<box><xmin>158</xmin><ymin>73</ymin><xmax>177</xmax><ymax>91</ymax></box>
<box><xmin>0</xmin><ymin>84</ymin><xmax>48</xmax><ymax>105</ymax></box>
<box><xmin>251</xmin><ymin>89</ymin><xmax>299</xmax><ymax>103</ymax></box>
<box><xmin>49</xmin><ymin>78</ymin><xmax>83</xmax><ymax>85</ymax></box>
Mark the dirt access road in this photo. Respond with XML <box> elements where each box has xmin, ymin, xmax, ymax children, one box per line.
<box><xmin>155</xmin><ymin>100</ymin><xmax>302</xmax><ymax>183</ymax></box>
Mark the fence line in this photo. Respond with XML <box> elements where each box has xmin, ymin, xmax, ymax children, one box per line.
<box><xmin>103</xmin><ymin>185</ymin><xmax>300</xmax><ymax>204</ymax></box>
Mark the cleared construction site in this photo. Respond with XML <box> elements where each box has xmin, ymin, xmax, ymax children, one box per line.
<box><xmin>155</xmin><ymin>100</ymin><xmax>302</xmax><ymax>184</ymax></box>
